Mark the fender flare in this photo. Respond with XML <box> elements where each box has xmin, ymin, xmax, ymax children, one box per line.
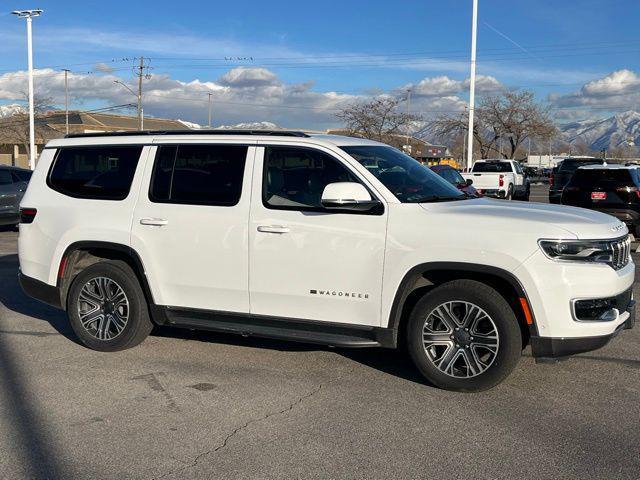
<box><xmin>58</xmin><ymin>241</ymin><xmax>166</xmax><ymax>323</ymax></box>
<box><xmin>386</xmin><ymin>261</ymin><xmax>538</xmax><ymax>340</ymax></box>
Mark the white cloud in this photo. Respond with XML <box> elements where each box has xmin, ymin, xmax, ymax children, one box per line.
<box><xmin>218</xmin><ymin>68</ymin><xmax>280</xmax><ymax>88</ymax></box>
<box><xmin>550</xmin><ymin>69</ymin><xmax>640</xmax><ymax>113</ymax></box>
<box><xmin>0</xmin><ymin>69</ymin><xmax>505</xmax><ymax>130</ymax></box>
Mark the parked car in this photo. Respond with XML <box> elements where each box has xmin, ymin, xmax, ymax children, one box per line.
<box><xmin>549</xmin><ymin>157</ymin><xmax>604</xmax><ymax>203</ymax></box>
<box><xmin>430</xmin><ymin>164</ymin><xmax>479</xmax><ymax>196</ymax></box>
<box><xmin>0</xmin><ymin>165</ymin><xmax>32</xmax><ymax>228</ymax></box>
<box><xmin>561</xmin><ymin>163</ymin><xmax>640</xmax><ymax>237</ymax></box>
<box><xmin>462</xmin><ymin>159</ymin><xmax>530</xmax><ymax>200</ymax></box>
<box><xmin>18</xmin><ymin>131</ymin><xmax>634</xmax><ymax>392</ymax></box>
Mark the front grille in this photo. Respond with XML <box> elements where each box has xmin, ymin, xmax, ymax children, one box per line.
<box><xmin>611</xmin><ymin>235</ymin><xmax>631</xmax><ymax>271</ymax></box>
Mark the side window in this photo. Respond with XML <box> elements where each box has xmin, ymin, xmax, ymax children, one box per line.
<box><xmin>150</xmin><ymin>144</ymin><xmax>247</xmax><ymax>206</ymax></box>
<box><xmin>513</xmin><ymin>162</ymin><xmax>523</xmax><ymax>174</ymax></box>
<box><xmin>0</xmin><ymin>170</ymin><xmax>13</xmax><ymax>185</ymax></box>
<box><xmin>48</xmin><ymin>146</ymin><xmax>143</xmax><ymax>200</ymax></box>
<box><xmin>263</xmin><ymin>146</ymin><xmax>359</xmax><ymax>209</ymax></box>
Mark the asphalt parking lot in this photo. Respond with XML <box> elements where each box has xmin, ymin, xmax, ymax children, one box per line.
<box><xmin>1</xmin><ymin>186</ymin><xmax>639</xmax><ymax>479</ymax></box>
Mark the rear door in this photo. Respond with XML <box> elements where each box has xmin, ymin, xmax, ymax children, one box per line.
<box><xmin>131</xmin><ymin>142</ymin><xmax>255</xmax><ymax>312</ymax></box>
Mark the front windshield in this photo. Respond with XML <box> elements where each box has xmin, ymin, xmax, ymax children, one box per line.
<box><xmin>341</xmin><ymin>145</ymin><xmax>467</xmax><ymax>203</ymax></box>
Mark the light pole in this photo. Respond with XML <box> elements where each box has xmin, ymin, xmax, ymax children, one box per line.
<box><xmin>63</xmin><ymin>69</ymin><xmax>70</xmax><ymax>135</ymax></box>
<box><xmin>466</xmin><ymin>0</ymin><xmax>478</xmax><ymax>171</ymax></box>
<box><xmin>12</xmin><ymin>9</ymin><xmax>43</xmax><ymax>170</ymax></box>
<box><xmin>208</xmin><ymin>93</ymin><xmax>213</xmax><ymax>128</ymax></box>
<box><xmin>114</xmin><ymin>80</ymin><xmax>143</xmax><ymax>130</ymax></box>
<box><xmin>406</xmin><ymin>88</ymin><xmax>412</xmax><ymax>153</ymax></box>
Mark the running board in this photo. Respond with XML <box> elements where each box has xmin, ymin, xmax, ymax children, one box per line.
<box><xmin>164</xmin><ymin>307</ymin><xmax>392</xmax><ymax>348</ymax></box>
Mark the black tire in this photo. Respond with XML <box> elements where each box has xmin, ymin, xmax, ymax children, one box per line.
<box><xmin>67</xmin><ymin>260</ymin><xmax>152</xmax><ymax>352</ymax></box>
<box><xmin>505</xmin><ymin>185</ymin><xmax>514</xmax><ymax>200</ymax></box>
<box><xmin>406</xmin><ymin>280</ymin><xmax>522</xmax><ymax>392</ymax></box>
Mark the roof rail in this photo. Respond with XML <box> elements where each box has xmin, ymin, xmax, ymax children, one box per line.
<box><xmin>64</xmin><ymin>129</ymin><xmax>311</xmax><ymax>139</ymax></box>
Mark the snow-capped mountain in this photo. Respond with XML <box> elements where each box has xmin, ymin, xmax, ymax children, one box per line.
<box><xmin>177</xmin><ymin>119</ymin><xmax>202</xmax><ymax>129</ymax></box>
<box><xmin>0</xmin><ymin>103</ymin><xmax>25</xmax><ymax>117</ymax></box>
<box><xmin>560</xmin><ymin>110</ymin><xmax>640</xmax><ymax>150</ymax></box>
<box><xmin>216</xmin><ymin>121</ymin><xmax>280</xmax><ymax>130</ymax></box>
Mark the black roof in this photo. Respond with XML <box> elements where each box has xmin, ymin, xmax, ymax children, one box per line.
<box><xmin>65</xmin><ymin>129</ymin><xmax>310</xmax><ymax>139</ymax></box>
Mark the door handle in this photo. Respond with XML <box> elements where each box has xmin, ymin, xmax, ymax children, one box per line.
<box><xmin>257</xmin><ymin>225</ymin><xmax>290</xmax><ymax>234</ymax></box>
<box><xmin>140</xmin><ymin>218</ymin><xmax>168</xmax><ymax>226</ymax></box>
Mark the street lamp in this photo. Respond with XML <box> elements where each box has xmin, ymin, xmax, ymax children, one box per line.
<box><xmin>114</xmin><ymin>80</ymin><xmax>143</xmax><ymax>130</ymax></box>
<box><xmin>12</xmin><ymin>9</ymin><xmax>43</xmax><ymax>170</ymax></box>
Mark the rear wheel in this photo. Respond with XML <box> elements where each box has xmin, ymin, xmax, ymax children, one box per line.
<box><xmin>406</xmin><ymin>280</ymin><xmax>522</xmax><ymax>392</ymax></box>
<box><xmin>67</xmin><ymin>260</ymin><xmax>152</xmax><ymax>351</ymax></box>
<box><xmin>505</xmin><ymin>185</ymin><xmax>513</xmax><ymax>200</ymax></box>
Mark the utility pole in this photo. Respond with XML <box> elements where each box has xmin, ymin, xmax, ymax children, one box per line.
<box><xmin>208</xmin><ymin>93</ymin><xmax>213</xmax><ymax>128</ymax></box>
<box><xmin>135</xmin><ymin>56</ymin><xmax>147</xmax><ymax>131</ymax></box>
<box><xmin>466</xmin><ymin>0</ymin><xmax>478</xmax><ymax>171</ymax></box>
<box><xmin>63</xmin><ymin>69</ymin><xmax>70</xmax><ymax>135</ymax></box>
<box><xmin>13</xmin><ymin>9</ymin><xmax>43</xmax><ymax>170</ymax></box>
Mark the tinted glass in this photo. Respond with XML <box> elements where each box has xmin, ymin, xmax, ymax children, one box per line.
<box><xmin>472</xmin><ymin>162</ymin><xmax>512</xmax><ymax>173</ymax></box>
<box><xmin>13</xmin><ymin>169</ymin><xmax>32</xmax><ymax>182</ymax></box>
<box><xmin>437</xmin><ymin>168</ymin><xmax>464</xmax><ymax>185</ymax></box>
<box><xmin>49</xmin><ymin>146</ymin><xmax>142</xmax><ymax>200</ymax></box>
<box><xmin>150</xmin><ymin>144</ymin><xmax>247</xmax><ymax>206</ymax></box>
<box><xmin>570</xmin><ymin>169</ymin><xmax>635</xmax><ymax>189</ymax></box>
<box><xmin>0</xmin><ymin>170</ymin><xmax>13</xmax><ymax>185</ymax></box>
<box><xmin>342</xmin><ymin>146</ymin><xmax>464</xmax><ymax>203</ymax></box>
<box><xmin>264</xmin><ymin>146</ymin><xmax>359</xmax><ymax>209</ymax></box>
<box><xmin>558</xmin><ymin>159</ymin><xmax>604</xmax><ymax>173</ymax></box>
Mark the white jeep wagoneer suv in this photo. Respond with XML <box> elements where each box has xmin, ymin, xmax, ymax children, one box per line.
<box><xmin>18</xmin><ymin>130</ymin><xmax>635</xmax><ymax>391</ymax></box>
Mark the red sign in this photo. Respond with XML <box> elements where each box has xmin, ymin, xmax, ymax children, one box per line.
<box><xmin>591</xmin><ymin>192</ymin><xmax>607</xmax><ymax>200</ymax></box>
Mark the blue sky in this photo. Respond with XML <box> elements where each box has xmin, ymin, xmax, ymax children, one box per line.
<box><xmin>1</xmin><ymin>0</ymin><xmax>640</xmax><ymax>129</ymax></box>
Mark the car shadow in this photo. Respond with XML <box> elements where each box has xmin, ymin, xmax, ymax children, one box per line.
<box><xmin>0</xmin><ymin>253</ymin><xmax>77</xmax><ymax>342</ymax></box>
<box><xmin>1</xmin><ymin>252</ymin><xmax>429</xmax><ymax>386</ymax></box>
<box><xmin>152</xmin><ymin>325</ymin><xmax>430</xmax><ymax>385</ymax></box>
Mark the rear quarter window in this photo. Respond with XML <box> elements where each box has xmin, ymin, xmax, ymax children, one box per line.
<box><xmin>48</xmin><ymin>146</ymin><xmax>143</xmax><ymax>200</ymax></box>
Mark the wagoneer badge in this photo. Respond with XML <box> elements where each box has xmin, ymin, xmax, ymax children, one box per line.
<box><xmin>611</xmin><ymin>223</ymin><xmax>624</xmax><ymax>233</ymax></box>
<box><xmin>310</xmin><ymin>289</ymin><xmax>369</xmax><ymax>299</ymax></box>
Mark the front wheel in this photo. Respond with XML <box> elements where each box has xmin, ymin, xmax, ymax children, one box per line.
<box><xmin>67</xmin><ymin>260</ymin><xmax>153</xmax><ymax>352</ymax></box>
<box><xmin>406</xmin><ymin>280</ymin><xmax>522</xmax><ymax>392</ymax></box>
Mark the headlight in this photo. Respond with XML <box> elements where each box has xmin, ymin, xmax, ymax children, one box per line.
<box><xmin>538</xmin><ymin>239</ymin><xmax>614</xmax><ymax>264</ymax></box>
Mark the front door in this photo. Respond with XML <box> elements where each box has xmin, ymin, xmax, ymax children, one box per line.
<box><xmin>249</xmin><ymin>144</ymin><xmax>387</xmax><ymax>326</ymax></box>
<box><xmin>131</xmin><ymin>142</ymin><xmax>255</xmax><ymax>313</ymax></box>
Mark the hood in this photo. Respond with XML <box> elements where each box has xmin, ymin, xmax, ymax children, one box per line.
<box><xmin>420</xmin><ymin>198</ymin><xmax>627</xmax><ymax>239</ymax></box>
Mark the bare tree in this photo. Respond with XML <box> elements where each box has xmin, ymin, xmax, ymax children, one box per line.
<box><xmin>430</xmin><ymin>90</ymin><xmax>557</xmax><ymax>159</ymax></box>
<box><xmin>336</xmin><ymin>97</ymin><xmax>421</xmax><ymax>142</ymax></box>
<box><xmin>1</xmin><ymin>95</ymin><xmax>55</xmax><ymax>158</ymax></box>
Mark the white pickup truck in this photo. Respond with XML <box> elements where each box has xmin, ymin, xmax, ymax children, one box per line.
<box><xmin>463</xmin><ymin>159</ymin><xmax>530</xmax><ymax>200</ymax></box>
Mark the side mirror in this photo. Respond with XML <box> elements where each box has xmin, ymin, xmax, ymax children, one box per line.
<box><xmin>465</xmin><ymin>178</ymin><xmax>473</xmax><ymax>186</ymax></box>
<box><xmin>321</xmin><ymin>182</ymin><xmax>381</xmax><ymax>212</ymax></box>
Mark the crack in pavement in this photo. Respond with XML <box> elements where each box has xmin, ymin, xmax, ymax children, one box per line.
<box><xmin>154</xmin><ymin>384</ymin><xmax>322</xmax><ymax>479</ymax></box>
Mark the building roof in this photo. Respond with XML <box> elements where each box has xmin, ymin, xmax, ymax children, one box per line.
<box><xmin>0</xmin><ymin>110</ymin><xmax>190</xmax><ymax>144</ymax></box>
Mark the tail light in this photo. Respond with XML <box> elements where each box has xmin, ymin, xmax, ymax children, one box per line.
<box><xmin>617</xmin><ymin>186</ymin><xmax>640</xmax><ymax>199</ymax></box>
<box><xmin>20</xmin><ymin>208</ymin><xmax>37</xmax><ymax>224</ymax></box>
<box><xmin>549</xmin><ymin>174</ymin><xmax>554</xmax><ymax>187</ymax></box>
<box><xmin>499</xmin><ymin>174</ymin><xmax>504</xmax><ymax>187</ymax></box>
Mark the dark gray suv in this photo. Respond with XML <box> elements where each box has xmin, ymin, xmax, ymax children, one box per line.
<box><xmin>0</xmin><ymin>165</ymin><xmax>32</xmax><ymax>228</ymax></box>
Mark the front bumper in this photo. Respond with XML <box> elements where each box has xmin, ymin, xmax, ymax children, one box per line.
<box><xmin>530</xmin><ymin>301</ymin><xmax>634</xmax><ymax>359</ymax></box>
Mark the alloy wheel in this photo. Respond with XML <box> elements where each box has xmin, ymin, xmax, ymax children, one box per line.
<box><xmin>77</xmin><ymin>276</ymin><xmax>129</xmax><ymax>341</ymax></box>
<box><xmin>422</xmin><ymin>301</ymin><xmax>499</xmax><ymax>378</ymax></box>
